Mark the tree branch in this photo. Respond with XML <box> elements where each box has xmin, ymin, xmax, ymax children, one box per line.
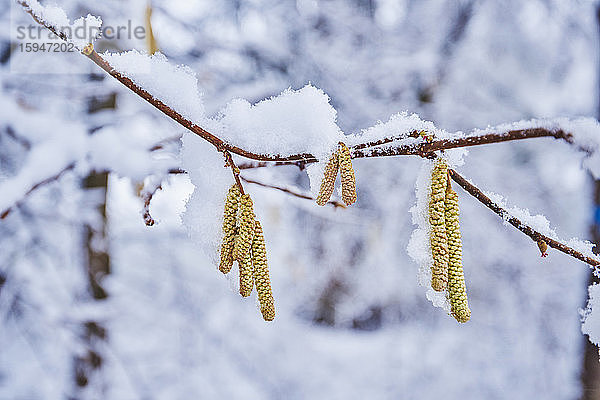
<box><xmin>449</xmin><ymin>169</ymin><xmax>600</xmax><ymax>267</ymax></box>
<box><xmin>223</xmin><ymin>151</ymin><xmax>245</xmax><ymax>195</ymax></box>
<box><xmin>18</xmin><ymin>0</ymin><xmax>582</xmax><ymax>166</ymax></box>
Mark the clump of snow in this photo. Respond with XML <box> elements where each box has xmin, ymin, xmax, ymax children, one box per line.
<box><xmin>101</xmin><ymin>50</ymin><xmax>205</xmax><ymax>125</ymax></box>
<box><xmin>306</xmin><ymin>161</ymin><xmax>327</xmax><ymax>197</ymax></box>
<box><xmin>214</xmin><ymin>85</ymin><xmax>344</xmax><ymax>160</ymax></box>
<box><xmin>582</xmin><ymin>284</ymin><xmax>600</xmax><ymax>349</ymax></box>
<box><xmin>407</xmin><ymin>161</ymin><xmax>450</xmax><ymax>311</ymax></box>
<box><xmin>23</xmin><ymin>0</ymin><xmax>102</xmax><ymax>50</ymax></box>
<box><xmin>25</xmin><ymin>0</ymin><xmax>70</xmax><ymax>31</ymax></box>
<box><xmin>181</xmin><ymin>132</ymin><xmax>233</xmax><ymax>266</ymax></box>
<box><xmin>345</xmin><ymin>112</ymin><xmax>438</xmax><ymax>146</ymax></box>
<box><xmin>70</xmin><ymin>14</ymin><xmax>103</xmax><ymax>50</ymax></box>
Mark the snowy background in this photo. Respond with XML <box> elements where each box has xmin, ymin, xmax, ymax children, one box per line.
<box><xmin>1</xmin><ymin>0</ymin><xmax>600</xmax><ymax>399</ymax></box>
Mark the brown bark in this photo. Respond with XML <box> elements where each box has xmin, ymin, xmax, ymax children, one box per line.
<box><xmin>73</xmin><ymin>171</ymin><xmax>109</xmax><ymax>394</ymax></box>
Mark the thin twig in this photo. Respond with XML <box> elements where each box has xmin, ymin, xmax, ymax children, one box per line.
<box><xmin>223</xmin><ymin>151</ymin><xmax>245</xmax><ymax>195</ymax></box>
<box><xmin>240</xmin><ymin>177</ymin><xmax>346</xmax><ymax>208</ymax></box>
<box><xmin>141</xmin><ymin>184</ymin><xmax>162</xmax><ymax>226</ymax></box>
<box><xmin>149</xmin><ymin>135</ymin><xmax>182</xmax><ymax>152</ymax></box>
<box><xmin>0</xmin><ymin>163</ymin><xmax>76</xmax><ymax>219</ymax></box>
<box><xmin>449</xmin><ymin>169</ymin><xmax>600</xmax><ymax>267</ymax></box>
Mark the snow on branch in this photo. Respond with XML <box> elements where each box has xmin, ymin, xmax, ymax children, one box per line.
<box><xmin>17</xmin><ymin>0</ymin><xmax>102</xmax><ymax>50</ymax></box>
<box><xmin>449</xmin><ymin>169</ymin><xmax>600</xmax><ymax>267</ymax></box>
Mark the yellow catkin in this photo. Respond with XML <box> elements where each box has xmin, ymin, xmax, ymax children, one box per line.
<box><xmin>239</xmin><ymin>251</ymin><xmax>254</xmax><ymax>297</ymax></box>
<box><xmin>252</xmin><ymin>220</ymin><xmax>275</xmax><ymax>321</ymax></box>
<box><xmin>233</xmin><ymin>194</ymin><xmax>255</xmax><ymax>262</ymax></box>
<box><xmin>219</xmin><ymin>184</ymin><xmax>240</xmax><ymax>274</ymax></box>
<box><xmin>316</xmin><ymin>152</ymin><xmax>339</xmax><ymax>206</ymax></box>
<box><xmin>429</xmin><ymin>159</ymin><xmax>449</xmax><ymax>291</ymax></box>
<box><xmin>537</xmin><ymin>240</ymin><xmax>548</xmax><ymax>257</ymax></box>
<box><xmin>82</xmin><ymin>43</ymin><xmax>94</xmax><ymax>56</ymax></box>
<box><xmin>338</xmin><ymin>142</ymin><xmax>357</xmax><ymax>206</ymax></box>
<box><xmin>445</xmin><ymin>186</ymin><xmax>470</xmax><ymax>323</ymax></box>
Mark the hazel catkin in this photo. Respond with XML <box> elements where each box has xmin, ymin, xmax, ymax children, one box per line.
<box><xmin>429</xmin><ymin>159</ymin><xmax>449</xmax><ymax>291</ymax></box>
<box><xmin>338</xmin><ymin>142</ymin><xmax>357</xmax><ymax>206</ymax></box>
<box><xmin>233</xmin><ymin>194</ymin><xmax>255</xmax><ymax>262</ymax></box>
<box><xmin>239</xmin><ymin>251</ymin><xmax>254</xmax><ymax>297</ymax></box>
<box><xmin>537</xmin><ymin>240</ymin><xmax>548</xmax><ymax>257</ymax></box>
<box><xmin>445</xmin><ymin>186</ymin><xmax>470</xmax><ymax>323</ymax></box>
<box><xmin>252</xmin><ymin>220</ymin><xmax>275</xmax><ymax>321</ymax></box>
<box><xmin>316</xmin><ymin>152</ymin><xmax>339</xmax><ymax>206</ymax></box>
<box><xmin>219</xmin><ymin>184</ymin><xmax>240</xmax><ymax>274</ymax></box>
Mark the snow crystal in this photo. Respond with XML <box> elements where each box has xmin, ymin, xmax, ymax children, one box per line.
<box><xmin>101</xmin><ymin>50</ymin><xmax>205</xmax><ymax>125</ymax></box>
<box><xmin>24</xmin><ymin>0</ymin><xmax>102</xmax><ymax>50</ymax></box>
<box><xmin>215</xmin><ymin>85</ymin><xmax>344</xmax><ymax>160</ymax></box>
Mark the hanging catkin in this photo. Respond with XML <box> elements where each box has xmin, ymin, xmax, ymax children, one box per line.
<box><xmin>445</xmin><ymin>185</ymin><xmax>471</xmax><ymax>323</ymax></box>
<box><xmin>219</xmin><ymin>184</ymin><xmax>240</xmax><ymax>274</ymax></box>
<box><xmin>537</xmin><ymin>240</ymin><xmax>548</xmax><ymax>257</ymax></box>
<box><xmin>429</xmin><ymin>159</ymin><xmax>449</xmax><ymax>291</ymax></box>
<box><xmin>316</xmin><ymin>152</ymin><xmax>339</xmax><ymax>206</ymax></box>
<box><xmin>252</xmin><ymin>220</ymin><xmax>275</xmax><ymax>321</ymax></box>
<box><xmin>233</xmin><ymin>194</ymin><xmax>255</xmax><ymax>262</ymax></box>
<box><xmin>239</xmin><ymin>251</ymin><xmax>254</xmax><ymax>297</ymax></box>
<box><xmin>338</xmin><ymin>142</ymin><xmax>357</xmax><ymax>206</ymax></box>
